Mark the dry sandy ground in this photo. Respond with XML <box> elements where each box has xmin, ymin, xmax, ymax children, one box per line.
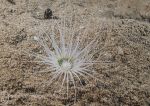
<box><xmin>0</xmin><ymin>0</ymin><xmax>150</xmax><ymax>106</ymax></box>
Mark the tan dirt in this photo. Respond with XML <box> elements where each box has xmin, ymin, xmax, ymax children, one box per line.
<box><xmin>0</xmin><ymin>0</ymin><xmax>150</xmax><ymax>106</ymax></box>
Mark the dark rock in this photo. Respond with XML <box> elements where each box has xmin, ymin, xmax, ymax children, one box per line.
<box><xmin>44</xmin><ymin>8</ymin><xmax>53</xmax><ymax>19</ymax></box>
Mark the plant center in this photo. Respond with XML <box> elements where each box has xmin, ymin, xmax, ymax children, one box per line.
<box><xmin>58</xmin><ymin>58</ymin><xmax>73</xmax><ymax>71</ymax></box>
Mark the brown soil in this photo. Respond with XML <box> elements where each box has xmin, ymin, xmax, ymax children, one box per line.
<box><xmin>0</xmin><ymin>0</ymin><xmax>150</xmax><ymax>106</ymax></box>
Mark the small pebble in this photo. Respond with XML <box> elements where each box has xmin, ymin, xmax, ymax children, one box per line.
<box><xmin>44</xmin><ymin>8</ymin><xmax>53</xmax><ymax>19</ymax></box>
<box><xmin>33</xmin><ymin>36</ymin><xmax>39</xmax><ymax>41</ymax></box>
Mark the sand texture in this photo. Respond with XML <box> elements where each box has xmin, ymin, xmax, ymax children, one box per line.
<box><xmin>0</xmin><ymin>0</ymin><xmax>150</xmax><ymax>106</ymax></box>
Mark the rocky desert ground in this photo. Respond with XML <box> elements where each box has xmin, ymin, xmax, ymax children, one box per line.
<box><xmin>0</xmin><ymin>0</ymin><xmax>150</xmax><ymax>106</ymax></box>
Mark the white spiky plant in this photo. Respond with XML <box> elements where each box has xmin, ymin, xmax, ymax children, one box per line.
<box><xmin>29</xmin><ymin>18</ymin><xmax>100</xmax><ymax>99</ymax></box>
